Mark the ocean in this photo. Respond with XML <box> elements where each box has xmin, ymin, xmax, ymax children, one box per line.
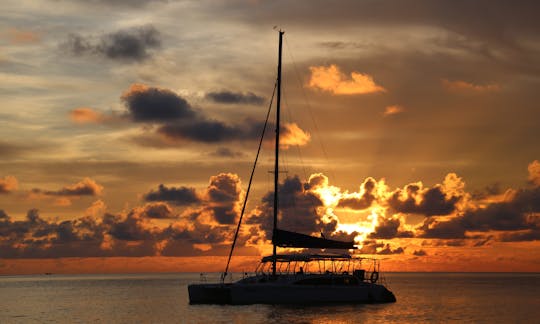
<box><xmin>1</xmin><ymin>272</ymin><xmax>539</xmax><ymax>323</ymax></box>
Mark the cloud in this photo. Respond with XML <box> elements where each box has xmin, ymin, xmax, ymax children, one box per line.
<box><xmin>248</xmin><ymin>175</ymin><xmax>331</xmax><ymax>239</ymax></box>
<box><xmin>205</xmin><ymin>91</ymin><xmax>265</xmax><ymax>105</ymax></box>
<box><xmin>69</xmin><ymin>107</ymin><xmax>105</xmax><ymax>124</ymax></box>
<box><xmin>122</xmin><ymin>83</ymin><xmax>195</xmax><ymax>122</ymax></box>
<box><xmin>5</xmin><ymin>28</ymin><xmax>40</xmax><ymax>44</ymax></box>
<box><xmin>204</xmin><ymin>173</ymin><xmax>243</xmax><ymax>224</ymax></box>
<box><xmin>0</xmin><ymin>176</ymin><xmax>18</xmax><ymax>194</ymax></box>
<box><xmin>119</xmin><ymin>84</ymin><xmax>285</xmax><ymax>144</ymax></box>
<box><xmin>383</xmin><ymin>105</ymin><xmax>405</xmax><ymax>117</ymax></box>
<box><xmin>307</xmin><ymin>64</ymin><xmax>386</xmax><ymax>95</ymax></box>
<box><xmin>29</xmin><ymin>178</ymin><xmax>104</xmax><ymax>206</ymax></box>
<box><xmin>143</xmin><ymin>184</ymin><xmax>200</xmax><ymax>206</ymax></box>
<box><xmin>62</xmin><ymin>25</ymin><xmax>161</xmax><ymax>62</ymax></box>
<box><xmin>337</xmin><ymin>178</ymin><xmax>377</xmax><ymax>210</ymax></box>
<box><xmin>442</xmin><ymin>79</ymin><xmax>501</xmax><ymax>92</ymax></box>
<box><xmin>3</xmin><ymin>163</ymin><xmax>540</xmax><ymax>260</ymax></box>
<box><xmin>158</xmin><ymin>119</ymin><xmax>253</xmax><ymax>143</ymax></box>
<box><xmin>208</xmin><ymin>147</ymin><xmax>245</xmax><ymax>158</ymax></box>
<box><xmin>139</xmin><ymin>203</ymin><xmax>176</xmax><ymax>219</ymax></box>
<box><xmin>413</xmin><ymin>249</ymin><xmax>427</xmax><ymax>256</ymax></box>
<box><xmin>41</xmin><ymin>178</ymin><xmax>103</xmax><ymax>196</ymax></box>
<box><xmin>388</xmin><ymin>174</ymin><xmax>463</xmax><ymax>216</ymax></box>
<box><xmin>368</xmin><ymin>217</ymin><xmax>414</xmax><ymax>239</ymax></box>
<box><xmin>528</xmin><ymin>160</ymin><xmax>540</xmax><ymax>187</ymax></box>
<box><xmin>358</xmin><ymin>240</ymin><xmax>404</xmax><ymax>255</ymax></box>
<box><xmin>416</xmin><ymin>182</ymin><xmax>540</xmax><ymax>239</ymax></box>
<box><xmin>280</xmin><ymin>123</ymin><xmax>311</xmax><ymax>148</ymax></box>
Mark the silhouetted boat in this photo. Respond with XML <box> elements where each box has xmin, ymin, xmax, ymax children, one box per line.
<box><xmin>188</xmin><ymin>31</ymin><xmax>396</xmax><ymax>305</ymax></box>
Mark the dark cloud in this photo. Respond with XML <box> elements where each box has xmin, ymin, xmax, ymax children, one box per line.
<box><xmin>413</xmin><ymin>249</ymin><xmax>427</xmax><ymax>256</ymax></box>
<box><xmin>105</xmin><ymin>211</ymin><xmax>156</xmax><ymax>241</ymax></box>
<box><xmin>388</xmin><ymin>185</ymin><xmax>461</xmax><ymax>216</ymax></box>
<box><xmin>417</xmin><ymin>217</ymin><xmax>467</xmax><ymax>239</ymax></box>
<box><xmin>139</xmin><ymin>203</ymin><xmax>176</xmax><ymax>219</ymax></box>
<box><xmin>204</xmin><ymin>173</ymin><xmax>243</xmax><ymax>224</ymax></box>
<box><xmin>0</xmin><ymin>207</ymin><xmax>230</xmax><ymax>258</ymax></box>
<box><xmin>471</xmin><ymin>183</ymin><xmax>503</xmax><ymax>200</ymax></box>
<box><xmin>208</xmin><ymin>147</ymin><xmax>245</xmax><ymax>158</ymax></box>
<box><xmin>337</xmin><ymin>178</ymin><xmax>377</xmax><ymax>210</ymax></box>
<box><xmin>122</xmin><ymin>84</ymin><xmax>196</xmax><ymax>122</ymax></box>
<box><xmin>377</xmin><ymin>244</ymin><xmax>405</xmax><ymax>255</ymax></box>
<box><xmin>416</xmin><ymin>186</ymin><xmax>540</xmax><ymax>239</ymax></box>
<box><xmin>368</xmin><ymin>217</ymin><xmax>414</xmax><ymax>239</ymax></box>
<box><xmin>144</xmin><ymin>184</ymin><xmax>200</xmax><ymax>206</ymax></box>
<box><xmin>500</xmin><ymin>229</ymin><xmax>540</xmax><ymax>242</ymax></box>
<box><xmin>249</xmin><ymin>176</ymin><xmax>332</xmax><ymax>239</ymax></box>
<box><xmin>358</xmin><ymin>240</ymin><xmax>404</xmax><ymax>255</ymax></box>
<box><xmin>205</xmin><ymin>91</ymin><xmax>265</xmax><ymax>105</ymax></box>
<box><xmin>63</xmin><ymin>25</ymin><xmax>161</xmax><ymax>62</ymax></box>
<box><xmin>157</xmin><ymin>119</ymin><xmax>266</xmax><ymax>143</ymax></box>
<box><xmin>119</xmin><ymin>84</ymin><xmax>271</xmax><ymax>144</ymax></box>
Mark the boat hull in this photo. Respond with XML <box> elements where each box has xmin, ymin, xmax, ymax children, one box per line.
<box><xmin>188</xmin><ymin>282</ymin><xmax>395</xmax><ymax>305</ymax></box>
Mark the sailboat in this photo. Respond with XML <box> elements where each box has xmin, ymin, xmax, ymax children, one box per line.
<box><xmin>188</xmin><ymin>31</ymin><xmax>396</xmax><ymax>304</ymax></box>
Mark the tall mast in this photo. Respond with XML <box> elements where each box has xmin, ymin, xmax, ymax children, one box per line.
<box><xmin>272</xmin><ymin>30</ymin><xmax>284</xmax><ymax>277</ymax></box>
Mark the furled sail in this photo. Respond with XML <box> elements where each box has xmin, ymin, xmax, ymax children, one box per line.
<box><xmin>272</xmin><ymin>229</ymin><xmax>356</xmax><ymax>249</ymax></box>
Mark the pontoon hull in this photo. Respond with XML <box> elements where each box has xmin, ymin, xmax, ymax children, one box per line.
<box><xmin>188</xmin><ymin>282</ymin><xmax>395</xmax><ymax>304</ymax></box>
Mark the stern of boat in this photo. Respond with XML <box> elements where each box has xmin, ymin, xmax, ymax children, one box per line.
<box><xmin>188</xmin><ymin>283</ymin><xmax>232</xmax><ymax>304</ymax></box>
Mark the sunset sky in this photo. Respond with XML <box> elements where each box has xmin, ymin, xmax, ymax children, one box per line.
<box><xmin>1</xmin><ymin>0</ymin><xmax>540</xmax><ymax>274</ymax></box>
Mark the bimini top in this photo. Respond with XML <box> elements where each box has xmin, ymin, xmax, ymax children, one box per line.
<box><xmin>261</xmin><ymin>253</ymin><xmax>353</xmax><ymax>263</ymax></box>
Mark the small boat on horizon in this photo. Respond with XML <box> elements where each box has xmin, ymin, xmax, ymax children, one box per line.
<box><xmin>188</xmin><ymin>30</ymin><xmax>396</xmax><ymax>305</ymax></box>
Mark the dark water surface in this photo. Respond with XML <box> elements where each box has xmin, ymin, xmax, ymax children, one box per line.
<box><xmin>1</xmin><ymin>272</ymin><xmax>539</xmax><ymax>323</ymax></box>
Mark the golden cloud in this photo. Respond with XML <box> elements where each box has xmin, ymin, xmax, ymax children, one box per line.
<box><xmin>121</xmin><ymin>83</ymin><xmax>150</xmax><ymax>98</ymax></box>
<box><xmin>280</xmin><ymin>122</ymin><xmax>311</xmax><ymax>148</ymax></box>
<box><xmin>0</xmin><ymin>175</ymin><xmax>18</xmax><ymax>194</ymax></box>
<box><xmin>69</xmin><ymin>107</ymin><xmax>105</xmax><ymax>124</ymax></box>
<box><xmin>528</xmin><ymin>160</ymin><xmax>540</xmax><ymax>187</ymax></box>
<box><xmin>442</xmin><ymin>79</ymin><xmax>500</xmax><ymax>92</ymax></box>
<box><xmin>383</xmin><ymin>105</ymin><xmax>405</xmax><ymax>117</ymax></box>
<box><xmin>308</xmin><ymin>64</ymin><xmax>386</xmax><ymax>95</ymax></box>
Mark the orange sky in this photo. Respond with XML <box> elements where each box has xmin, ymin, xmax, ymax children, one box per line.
<box><xmin>1</xmin><ymin>0</ymin><xmax>540</xmax><ymax>275</ymax></box>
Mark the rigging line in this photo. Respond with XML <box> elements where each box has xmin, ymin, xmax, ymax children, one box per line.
<box><xmin>282</xmin><ymin>87</ymin><xmax>308</xmax><ymax>182</ymax></box>
<box><xmin>223</xmin><ymin>80</ymin><xmax>277</xmax><ymax>280</ymax></box>
<box><xmin>284</xmin><ymin>37</ymin><xmax>337</xmax><ymax>182</ymax></box>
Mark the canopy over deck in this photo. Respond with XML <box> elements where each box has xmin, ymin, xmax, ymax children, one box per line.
<box><xmin>261</xmin><ymin>253</ymin><xmax>354</xmax><ymax>263</ymax></box>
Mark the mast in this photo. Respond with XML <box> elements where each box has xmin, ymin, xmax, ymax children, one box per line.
<box><xmin>272</xmin><ymin>30</ymin><xmax>284</xmax><ymax>277</ymax></box>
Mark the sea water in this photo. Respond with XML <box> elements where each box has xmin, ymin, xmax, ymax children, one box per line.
<box><xmin>1</xmin><ymin>272</ymin><xmax>539</xmax><ymax>323</ymax></box>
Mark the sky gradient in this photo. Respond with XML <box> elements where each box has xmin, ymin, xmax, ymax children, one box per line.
<box><xmin>1</xmin><ymin>0</ymin><xmax>540</xmax><ymax>274</ymax></box>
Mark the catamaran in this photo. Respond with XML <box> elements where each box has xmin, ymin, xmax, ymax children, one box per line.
<box><xmin>188</xmin><ymin>31</ymin><xmax>396</xmax><ymax>304</ymax></box>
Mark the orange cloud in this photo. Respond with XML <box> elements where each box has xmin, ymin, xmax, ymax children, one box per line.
<box><xmin>6</xmin><ymin>28</ymin><xmax>40</xmax><ymax>44</ymax></box>
<box><xmin>281</xmin><ymin>122</ymin><xmax>311</xmax><ymax>148</ymax></box>
<box><xmin>442</xmin><ymin>79</ymin><xmax>500</xmax><ymax>92</ymax></box>
<box><xmin>69</xmin><ymin>107</ymin><xmax>105</xmax><ymax>124</ymax></box>
<box><xmin>122</xmin><ymin>83</ymin><xmax>150</xmax><ymax>98</ymax></box>
<box><xmin>60</xmin><ymin>177</ymin><xmax>104</xmax><ymax>196</ymax></box>
<box><xmin>383</xmin><ymin>105</ymin><xmax>405</xmax><ymax>117</ymax></box>
<box><xmin>308</xmin><ymin>64</ymin><xmax>386</xmax><ymax>95</ymax></box>
<box><xmin>528</xmin><ymin>160</ymin><xmax>540</xmax><ymax>187</ymax></box>
<box><xmin>28</xmin><ymin>177</ymin><xmax>104</xmax><ymax>206</ymax></box>
<box><xmin>0</xmin><ymin>175</ymin><xmax>18</xmax><ymax>194</ymax></box>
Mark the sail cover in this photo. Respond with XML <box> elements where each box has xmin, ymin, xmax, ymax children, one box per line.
<box><xmin>272</xmin><ymin>229</ymin><xmax>356</xmax><ymax>249</ymax></box>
